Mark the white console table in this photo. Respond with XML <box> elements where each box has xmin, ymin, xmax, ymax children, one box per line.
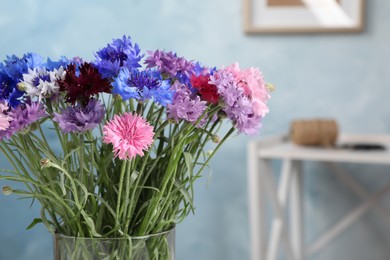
<box><xmin>247</xmin><ymin>134</ymin><xmax>390</xmax><ymax>260</ymax></box>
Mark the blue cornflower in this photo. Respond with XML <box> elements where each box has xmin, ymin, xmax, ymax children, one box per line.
<box><xmin>127</xmin><ymin>69</ymin><xmax>161</xmax><ymax>90</ymax></box>
<box><xmin>24</xmin><ymin>53</ymin><xmax>45</xmax><ymax>69</ymax></box>
<box><xmin>94</xmin><ymin>35</ymin><xmax>143</xmax><ymax>78</ymax></box>
<box><xmin>3</xmin><ymin>53</ymin><xmax>44</xmax><ymax>80</ymax></box>
<box><xmin>0</xmin><ymin>70</ymin><xmax>18</xmax><ymax>102</ymax></box>
<box><xmin>142</xmin><ymin>80</ymin><xmax>174</xmax><ymax>107</ymax></box>
<box><xmin>112</xmin><ymin>68</ymin><xmax>139</xmax><ymax>100</ymax></box>
<box><xmin>44</xmin><ymin>56</ymin><xmax>71</xmax><ymax>70</ymax></box>
<box><xmin>112</xmin><ymin>68</ymin><xmax>174</xmax><ymax>106</ymax></box>
<box><xmin>0</xmin><ymin>53</ymin><xmax>44</xmax><ymax>107</ymax></box>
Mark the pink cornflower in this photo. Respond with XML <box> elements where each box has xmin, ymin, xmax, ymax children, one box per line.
<box><xmin>225</xmin><ymin>63</ymin><xmax>270</xmax><ymax>117</ymax></box>
<box><xmin>0</xmin><ymin>101</ymin><xmax>11</xmax><ymax>130</ymax></box>
<box><xmin>103</xmin><ymin>113</ymin><xmax>154</xmax><ymax>160</ymax></box>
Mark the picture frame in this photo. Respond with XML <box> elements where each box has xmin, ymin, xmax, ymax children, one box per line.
<box><xmin>243</xmin><ymin>0</ymin><xmax>365</xmax><ymax>34</ymax></box>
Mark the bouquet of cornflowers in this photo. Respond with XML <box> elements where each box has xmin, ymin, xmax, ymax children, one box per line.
<box><xmin>0</xmin><ymin>36</ymin><xmax>271</xmax><ymax>258</ymax></box>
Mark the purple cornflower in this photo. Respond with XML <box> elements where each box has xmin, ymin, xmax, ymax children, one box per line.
<box><xmin>112</xmin><ymin>68</ymin><xmax>174</xmax><ymax>106</ymax></box>
<box><xmin>210</xmin><ymin>70</ymin><xmax>261</xmax><ymax>135</ymax></box>
<box><xmin>53</xmin><ymin>99</ymin><xmax>105</xmax><ymax>133</ymax></box>
<box><xmin>144</xmin><ymin>50</ymin><xmax>195</xmax><ymax>84</ymax></box>
<box><xmin>2</xmin><ymin>102</ymin><xmax>47</xmax><ymax>138</ymax></box>
<box><xmin>94</xmin><ymin>36</ymin><xmax>143</xmax><ymax>78</ymax></box>
<box><xmin>167</xmin><ymin>81</ymin><xmax>207</xmax><ymax>125</ymax></box>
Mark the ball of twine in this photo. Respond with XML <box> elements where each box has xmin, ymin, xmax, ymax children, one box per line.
<box><xmin>290</xmin><ymin>119</ymin><xmax>338</xmax><ymax>146</ymax></box>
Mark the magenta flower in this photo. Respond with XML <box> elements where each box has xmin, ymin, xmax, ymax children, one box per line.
<box><xmin>103</xmin><ymin>113</ymin><xmax>154</xmax><ymax>160</ymax></box>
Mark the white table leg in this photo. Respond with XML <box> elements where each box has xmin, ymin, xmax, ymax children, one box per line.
<box><xmin>248</xmin><ymin>142</ymin><xmax>266</xmax><ymax>260</ymax></box>
<box><xmin>290</xmin><ymin>161</ymin><xmax>304</xmax><ymax>260</ymax></box>
<box><xmin>264</xmin><ymin>159</ymin><xmax>295</xmax><ymax>260</ymax></box>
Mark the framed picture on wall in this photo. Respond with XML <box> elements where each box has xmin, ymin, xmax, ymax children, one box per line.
<box><xmin>243</xmin><ymin>0</ymin><xmax>365</xmax><ymax>33</ymax></box>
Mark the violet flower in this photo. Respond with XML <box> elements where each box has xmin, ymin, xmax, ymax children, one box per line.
<box><xmin>145</xmin><ymin>50</ymin><xmax>195</xmax><ymax>84</ymax></box>
<box><xmin>210</xmin><ymin>70</ymin><xmax>261</xmax><ymax>135</ymax></box>
<box><xmin>1</xmin><ymin>102</ymin><xmax>47</xmax><ymax>139</ymax></box>
<box><xmin>167</xmin><ymin>81</ymin><xmax>207</xmax><ymax>125</ymax></box>
<box><xmin>53</xmin><ymin>99</ymin><xmax>105</xmax><ymax>133</ymax></box>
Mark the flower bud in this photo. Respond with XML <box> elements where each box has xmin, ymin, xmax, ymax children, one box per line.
<box><xmin>167</xmin><ymin>118</ymin><xmax>176</xmax><ymax>124</ymax></box>
<box><xmin>19</xmin><ymin>126</ymin><xmax>31</xmax><ymax>135</ymax></box>
<box><xmin>40</xmin><ymin>158</ymin><xmax>51</xmax><ymax>168</ymax></box>
<box><xmin>17</xmin><ymin>82</ymin><xmax>27</xmax><ymax>92</ymax></box>
<box><xmin>2</xmin><ymin>186</ymin><xmax>12</xmax><ymax>195</ymax></box>
<box><xmin>266</xmin><ymin>83</ymin><xmax>275</xmax><ymax>92</ymax></box>
<box><xmin>67</xmin><ymin>141</ymin><xmax>78</xmax><ymax>150</ymax></box>
<box><xmin>211</xmin><ymin>135</ymin><xmax>220</xmax><ymax>143</ymax></box>
<box><xmin>217</xmin><ymin>110</ymin><xmax>227</xmax><ymax>119</ymax></box>
<box><xmin>206</xmin><ymin>150</ymin><xmax>213</xmax><ymax>157</ymax></box>
<box><xmin>114</xmin><ymin>94</ymin><xmax>123</xmax><ymax>100</ymax></box>
<box><xmin>30</xmin><ymin>122</ymin><xmax>38</xmax><ymax>131</ymax></box>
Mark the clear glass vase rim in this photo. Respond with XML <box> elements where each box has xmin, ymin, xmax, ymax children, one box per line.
<box><xmin>54</xmin><ymin>225</ymin><xmax>175</xmax><ymax>241</ymax></box>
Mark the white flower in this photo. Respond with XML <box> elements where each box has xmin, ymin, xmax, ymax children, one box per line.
<box><xmin>51</xmin><ymin>66</ymin><xmax>66</xmax><ymax>82</ymax></box>
<box><xmin>22</xmin><ymin>67</ymin><xmax>65</xmax><ymax>101</ymax></box>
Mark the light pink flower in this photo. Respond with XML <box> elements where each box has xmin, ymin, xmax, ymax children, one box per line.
<box><xmin>225</xmin><ymin>63</ymin><xmax>270</xmax><ymax>117</ymax></box>
<box><xmin>103</xmin><ymin>113</ymin><xmax>154</xmax><ymax>160</ymax></box>
<box><xmin>0</xmin><ymin>101</ymin><xmax>11</xmax><ymax>131</ymax></box>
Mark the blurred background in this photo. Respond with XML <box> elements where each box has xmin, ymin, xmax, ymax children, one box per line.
<box><xmin>1</xmin><ymin>0</ymin><xmax>390</xmax><ymax>259</ymax></box>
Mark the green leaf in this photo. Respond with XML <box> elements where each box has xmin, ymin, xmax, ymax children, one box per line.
<box><xmin>26</xmin><ymin>218</ymin><xmax>43</xmax><ymax>230</ymax></box>
<box><xmin>59</xmin><ymin>172</ymin><xmax>66</xmax><ymax>196</ymax></box>
<box><xmin>81</xmin><ymin>210</ymin><xmax>102</xmax><ymax>237</ymax></box>
<box><xmin>130</xmin><ymin>170</ymin><xmax>140</xmax><ymax>184</ymax></box>
<box><xmin>173</xmin><ymin>179</ymin><xmax>194</xmax><ymax>211</ymax></box>
<box><xmin>0</xmin><ymin>168</ymin><xmax>18</xmax><ymax>175</ymax></box>
<box><xmin>73</xmin><ymin>179</ymin><xmax>90</xmax><ymax>206</ymax></box>
<box><xmin>183</xmin><ymin>152</ymin><xmax>193</xmax><ymax>176</ymax></box>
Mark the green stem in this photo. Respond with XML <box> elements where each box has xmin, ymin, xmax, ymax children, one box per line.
<box><xmin>115</xmin><ymin>160</ymin><xmax>128</xmax><ymax>227</ymax></box>
<box><xmin>195</xmin><ymin>127</ymin><xmax>235</xmax><ymax>176</ymax></box>
<box><xmin>121</xmin><ymin>159</ymin><xmax>133</xmax><ymax>233</ymax></box>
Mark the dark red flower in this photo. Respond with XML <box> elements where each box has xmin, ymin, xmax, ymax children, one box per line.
<box><xmin>190</xmin><ymin>74</ymin><xmax>219</xmax><ymax>105</ymax></box>
<box><xmin>59</xmin><ymin>62</ymin><xmax>111</xmax><ymax>104</ymax></box>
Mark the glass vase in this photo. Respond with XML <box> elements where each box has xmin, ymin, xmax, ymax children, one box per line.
<box><xmin>53</xmin><ymin>227</ymin><xmax>175</xmax><ymax>260</ymax></box>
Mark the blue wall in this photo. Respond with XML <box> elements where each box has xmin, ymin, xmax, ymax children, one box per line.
<box><xmin>1</xmin><ymin>0</ymin><xmax>390</xmax><ymax>259</ymax></box>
